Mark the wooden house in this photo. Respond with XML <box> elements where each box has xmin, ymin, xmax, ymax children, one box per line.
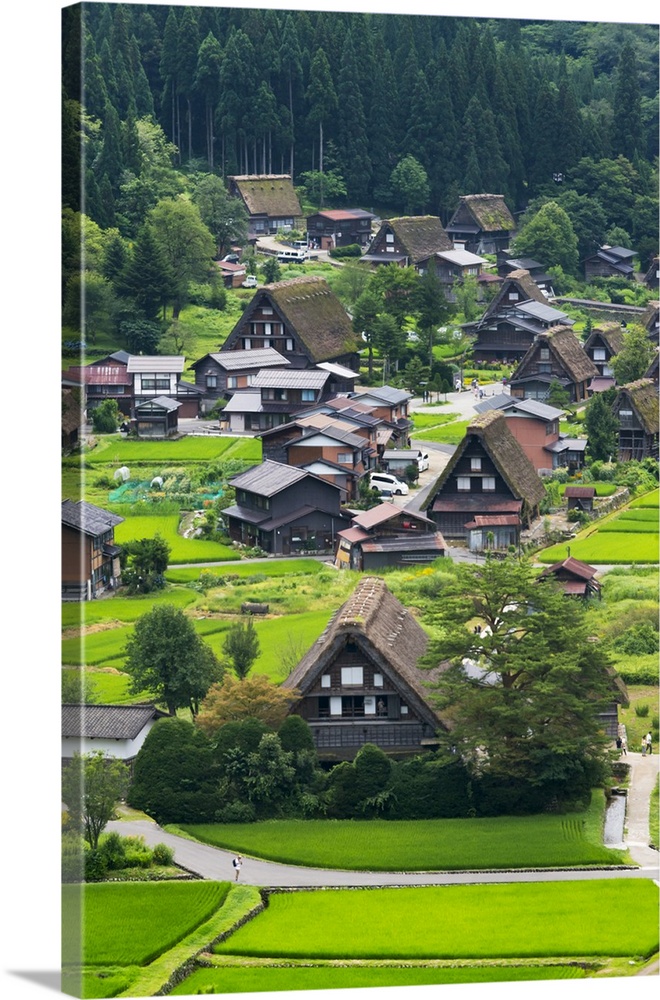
<box><xmin>583</xmin><ymin>245</ymin><xmax>636</xmax><ymax>281</ymax></box>
<box><xmin>62</xmin><ymin>386</ymin><xmax>84</xmax><ymax>453</ymax></box>
<box><xmin>643</xmin><ymin>257</ymin><xmax>659</xmax><ymax>293</ymax></box>
<box><xmin>126</xmin><ymin>355</ymin><xmax>202</xmax><ymax>418</ymax></box>
<box><xmin>539</xmin><ymin>557</ymin><xmax>600</xmax><ymax>599</ymax></box>
<box><xmin>62</xmin><ymin>500</ymin><xmax>124</xmax><ymax>601</ymax></box>
<box><xmin>644</xmin><ymin>349</ymin><xmax>659</xmax><ymax>386</ymax></box>
<box><xmin>134</xmin><ymin>396</ymin><xmax>181</xmax><ymax>438</ymax></box>
<box><xmin>282</xmin><ymin>576</ymin><xmax>448</xmax><ymax>759</ymax></box>
<box><xmin>189</xmin><ymin>348</ymin><xmax>290</xmax><ymax>411</ymax></box>
<box><xmin>222</xmin><ymin>369</ymin><xmax>333</xmax><ymax>433</ymax></box>
<box><xmin>509</xmin><ymin>327</ymin><xmax>597</xmax><ymax>403</ymax></box>
<box><xmin>63</xmin><ymin>359</ymin><xmax>132</xmax><ymax>417</ymax></box>
<box><xmin>583</xmin><ymin>323</ymin><xmax>625</xmax><ymax>378</ymax></box>
<box><xmin>335</xmin><ymin>503</ymin><xmax>445</xmax><ymax>571</ymax></box>
<box><xmin>363</xmin><ymin>215</ymin><xmax>452</xmax><ymax>268</ymax></box>
<box><xmin>640</xmin><ymin>301</ymin><xmax>659</xmax><ymax>344</ymax></box>
<box><xmin>351</xmin><ymin>386</ymin><xmax>413</xmax><ymax>445</ymax></box>
<box><xmin>445</xmin><ymin>194</ymin><xmax>516</xmax><ymax>255</ymax></box>
<box><xmin>216</xmin><ymin>260</ymin><xmax>247</xmax><ymax>288</ymax></box>
<box><xmin>612</xmin><ymin>379</ymin><xmax>659</xmax><ymax>461</ymax></box>
<box><xmin>464</xmin><ymin>269</ymin><xmax>571</xmax><ymax>365</ymax></box>
<box><xmin>565</xmin><ymin>486</ymin><xmax>596</xmax><ymax>512</ymax></box>
<box><xmin>417</xmin><ymin>248</ymin><xmax>488</xmax><ymax>303</ymax></box>
<box><xmin>422</xmin><ymin>410</ymin><xmax>545</xmax><ymax>549</ymax></box>
<box><xmin>226</xmin><ymin>174</ymin><xmax>302</xmax><ymax>241</ymax></box>
<box><xmin>220</xmin><ymin>275</ymin><xmax>360</xmax><ymax>373</ymax></box>
<box><xmin>222</xmin><ymin>460</ymin><xmax>349</xmax><ymax>555</ymax></box>
<box><xmin>61</xmin><ymin>704</ymin><xmax>168</xmax><ymax>774</ymax></box>
<box><xmin>306</xmin><ymin>209</ymin><xmax>374</xmax><ymax>250</ymax></box>
<box><xmin>474</xmin><ymin>395</ymin><xmax>563</xmax><ymax>474</ymax></box>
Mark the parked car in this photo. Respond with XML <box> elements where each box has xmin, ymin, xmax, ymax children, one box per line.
<box><xmin>369</xmin><ymin>472</ymin><xmax>409</xmax><ymax>496</ymax></box>
<box><xmin>277</xmin><ymin>248</ymin><xmax>307</xmax><ymax>263</ymax></box>
<box><xmin>415</xmin><ymin>451</ymin><xmax>430</xmax><ymax>472</ymax></box>
<box><xmin>222</xmin><ymin>253</ymin><xmax>241</xmax><ymax>263</ymax></box>
<box><xmin>241</xmin><ymin>275</ymin><xmax>258</xmax><ymax>288</ymax></box>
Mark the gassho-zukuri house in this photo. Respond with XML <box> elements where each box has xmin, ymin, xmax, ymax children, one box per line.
<box><xmin>282</xmin><ymin>576</ymin><xmax>448</xmax><ymax>760</ymax></box>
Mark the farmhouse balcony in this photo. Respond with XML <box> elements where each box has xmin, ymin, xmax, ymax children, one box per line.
<box><xmin>310</xmin><ymin>721</ymin><xmax>430</xmax><ymax>750</ymax></box>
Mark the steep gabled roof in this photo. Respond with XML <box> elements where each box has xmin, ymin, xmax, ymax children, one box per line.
<box><xmin>385</xmin><ymin>216</ymin><xmax>453</xmax><ymax>261</ymax></box>
<box><xmin>615</xmin><ymin>379</ymin><xmax>659</xmax><ymax>434</ymax></box>
<box><xmin>422</xmin><ymin>411</ymin><xmax>545</xmax><ymax>512</ymax></box>
<box><xmin>584</xmin><ymin>323</ymin><xmax>626</xmax><ymax>356</ymax></box>
<box><xmin>640</xmin><ymin>300</ymin><xmax>659</xmax><ymax>334</ymax></box>
<box><xmin>514</xmin><ymin>327</ymin><xmax>598</xmax><ymax>384</ymax></box>
<box><xmin>283</xmin><ymin>577</ymin><xmax>446</xmax><ymax>727</ymax></box>
<box><xmin>479</xmin><ymin>269</ymin><xmax>548</xmax><ymax>321</ymax></box>
<box><xmin>453</xmin><ymin>194</ymin><xmax>516</xmax><ymax>232</ymax></box>
<box><xmin>228</xmin><ymin>174</ymin><xmax>302</xmax><ymax>218</ymax></box>
<box><xmin>62</xmin><ymin>500</ymin><xmax>124</xmax><ymax>536</ymax></box>
<box><xmin>227</xmin><ymin>276</ymin><xmax>358</xmax><ymax>364</ymax></box>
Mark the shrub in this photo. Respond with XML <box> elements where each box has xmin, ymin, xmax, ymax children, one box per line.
<box><xmin>635</xmin><ymin>704</ymin><xmax>650</xmax><ymax>718</ymax></box>
<box><xmin>84</xmin><ymin>849</ymin><xmax>108</xmax><ymax>882</ymax></box>
<box><xmin>152</xmin><ymin>842</ymin><xmax>175</xmax><ymax>866</ymax></box>
<box><xmin>329</xmin><ymin>243</ymin><xmax>361</xmax><ymax>258</ymax></box>
<box><xmin>62</xmin><ymin>833</ymin><xmax>86</xmax><ymax>883</ymax></box>
<box><xmin>614</xmin><ymin>623</ymin><xmax>659</xmax><ymax>655</ymax></box>
<box><xmin>215</xmin><ymin>800</ymin><xmax>256</xmax><ymax>824</ymax></box>
<box><xmin>278</xmin><ymin>715</ymin><xmax>315</xmax><ymax>754</ymax></box>
<box><xmin>99</xmin><ymin>831</ymin><xmax>127</xmax><ymax>870</ymax></box>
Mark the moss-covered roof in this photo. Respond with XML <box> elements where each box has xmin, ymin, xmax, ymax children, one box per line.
<box><xmin>584</xmin><ymin>322</ymin><xmax>626</xmax><ymax>356</ymax></box>
<box><xmin>423</xmin><ymin>410</ymin><xmax>545</xmax><ymax>513</ymax></box>
<box><xmin>229</xmin><ymin>174</ymin><xmax>302</xmax><ymax>218</ymax></box>
<box><xmin>264</xmin><ymin>275</ymin><xmax>359</xmax><ymax>362</ymax></box>
<box><xmin>386</xmin><ymin>215</ymin><xmax>453</xmax><ymax>261</ymax></box>
<box><xmin>458</xmin><ymin>194</ymin><xmax>516</xmax><ymax>232</ymax></box>
<box><xmin>514</xmin><ymin>326</ymin><xmax>598</xmax><ymax>384</ymax></box>
<box><xmin>617</xmin><ymin>379</ymin><xmax>659</xmax><ymax>434</ymax></box>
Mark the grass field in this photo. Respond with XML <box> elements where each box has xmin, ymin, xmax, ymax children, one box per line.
<box><xmin>172</xmin><ymin>962</ymin><xmax>587</xmax><ymax>994</ymax></box>
<box><xmin>164</xmin><ymin>559</ymin><xmax>325</xmax><ymax>583</ymax></box>
<box><xmin>630</xmin><ymin>488</ymin><xmax>659</xmax><ymax>507</ymax></box>
<box><xmin>181</xmin><ymin>792</ymin><xmax>626</xmax><ymax>870</ymax></box>
<box><xmin>618</xmin><ymin>686</ymin><xmax>660</xmax><ymax>753</ymax></box>
<box><xmin>62</xmin><ymin>881</ymin><xmax>230</xmax><ymax>966</ymax></box>
<box><xmin>85</xmin><ymin>435</ymin><xmax>261</xmax><ymax>464</ymax></box>
<box><xmin>113</xmin><ymin>514</ymin><xmax>239</xmax><ymax>562</ymax></box>
<box><xmin>214</xmin><ymin>881</ymin><xmax>659</xmax><ymax>960</ymax></box>
<box><xmin>412</xmin><ymin>419</ymin><xmax>471</xmax><ymax>445</ymax></box>
<box><xmin>61</xmin><ymin>587</ymin><xmax>197</xmax><ymax>628</ymax></box>
<box><xmin>539</xmin><ymin>530</ymin><xmax>659</xmax><ymax>564</ymax></box>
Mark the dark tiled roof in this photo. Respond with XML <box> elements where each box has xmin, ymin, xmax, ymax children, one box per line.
<box><xmin>565</xmin><ymin>487</ymin><xmax>596</xmax><ymax>498</ymax></box>
<box><xmin>191</xmin><ymin>349</ymin><xmax>289</xmax><ymax>372</ymax></box>
<box><xmin>61</xmin><ymin>500</ymin><xmax>124</xmax><ymax>536</ymax></box>
<box><xmin>252</xmin><ymin>369</ymin><xmax>330</xmax><ymax>389</ymax></box>
<box><xmin>61</xmin><ymin>704</ymin><xmax>163</xmax><ymax>739</ymax></box>
<box><xmin>539</xmin><ymin>557</ymin><xmax>598</xmax><ymax>582</ymax></box>
<box><xmin>135</xmin><ymin>396</ymin><xmax>181</xmax><ymax>412</ymax></box>
<box><xmin>229</xmin><ymin>460</ymin><xmax>310</xmax><ymax>496</ymax></box>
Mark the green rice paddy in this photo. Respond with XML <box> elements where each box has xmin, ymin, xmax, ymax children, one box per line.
<box><xmin>113</xmin><ymin>514</ymin><xmax>239</xmax><ymax>562</ymax></box>
<box><xmin>214</xmin><ymin>881</ymin><xmax>659</xmax><ymax>960</ymax></box>
<box><xmin>85</xmin><ymin>435</ymin><xmax>261</xmax><ymax>464</ymax></box>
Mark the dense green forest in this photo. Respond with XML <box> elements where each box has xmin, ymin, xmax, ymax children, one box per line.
<box><xmin>61</xmin><ymin>4</ymin><xmax>658</xmax><ymax>348</ymax></box>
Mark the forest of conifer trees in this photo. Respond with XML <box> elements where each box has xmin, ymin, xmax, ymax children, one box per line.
<box><xmin>63</xmin><ymin>4</ymin><xmax>658</xmax><ymax>242</ymax></box>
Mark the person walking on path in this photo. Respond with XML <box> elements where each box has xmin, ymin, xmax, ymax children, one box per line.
<box><xmin>645</xmin><ymin>732</ymin><xmax>653</xmax><ymax>755</ymax></box>
<box><xmin>232</xmin><ymin>855</ymin><xmax>243</xmax><ymax>881</ymax></box>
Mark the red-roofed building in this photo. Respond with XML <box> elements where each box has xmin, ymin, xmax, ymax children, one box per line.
<box><xmin>539</xmin><ymin>557</ymin><xmax>601</xmax><ymax>599</ymax></box>
<box><xmin>335</xmin><ymin>501</ymin><xmax>445</xmax><ymax>571</ymax></box>
<box><xmin>306</xmin><ymin>209</ymin><xmax>375</xmax><ymax>250</ymax></box>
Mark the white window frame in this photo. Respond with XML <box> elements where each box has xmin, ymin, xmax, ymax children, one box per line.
<box><xmin>364</xmin><ymin>696</ymin><xmax>376</xmax><ymax>716</ymax></box>
<box><xmin>457</xmin><ymin>477</ymin><xmax>471</xmax><ymax>491</ymax></box>
<box><xmin>482</xmin><ymin>476</ymin><xmax>496</xmax><ymax>491</ymax></box>
<box><xmin>330</xmin><ymin>696</ymin><xmax>342</xmax><ymax>716</ymax></box>
<box><xmin>470</xmin><ymin>458</ymin><xmax>482</xmax><ymax>471</ymax></box>
<box><xmin>321</xmin><ymin>674</ymin><xmax>331</xmax><ymax>688</ymax></box>
<box><xmin>373</xmin><ymin>673</ymin><xmax>383</xmax><ymax>687</ymax></box>
<box><xmin>341</xmin><ymin>666</ymin><xmax>363</xmax><ymax>686</ymax></box>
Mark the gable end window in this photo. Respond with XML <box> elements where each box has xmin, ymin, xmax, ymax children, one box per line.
<box><xmin>457</xmin><ymin>476</ymin><xmax>471</xmax><ymax>491</ymax></box>
<box><xmin>341</xmin><ymin>666</ymin><xmax>363</xmax><ymax>686</ymax></box>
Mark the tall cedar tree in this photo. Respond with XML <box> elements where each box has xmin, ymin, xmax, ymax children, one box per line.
<box><xmin>424</xmin><ymin>558</ymin><xmax>616</xmax><ymax>796</ymax></box>
<box><xmin>117</xmin><ymin>223</ymin><xmax>173</xmax><ymax>321</ymax></box>
<box><xmin>123</xmin><ymin>604</ymin><xmax>221</xmax><ymax>716</ymax></box>
<box><xmin>223</xmin><ymin>617</ymin><xmax>261</xmax><ymax>679</ymax></box>
<box><xmin>585</xmin><ymin>390</ymin><xmax>619</xmax><ymax>462</ymax></box>
<box><xmin>306</xmin><ymin>48</ymin><xmax>337</xmax><ymax>207</ymax></box>
<box><xmin>612</xmin><ymin>41</ymin><xmax>643</xmax><ymax>161</ymax></box>
<box><xmin>336</xmin><ymin>32</ymin><xmax>372</xmax><ymax>203</ymax></box>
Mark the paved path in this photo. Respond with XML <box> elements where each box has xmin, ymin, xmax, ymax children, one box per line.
<box><xmin>617</xmin><ymin>751</ymin><xmax>659</xmax><ymax>868</ymax></box>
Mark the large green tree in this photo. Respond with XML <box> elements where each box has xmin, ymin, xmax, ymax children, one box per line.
<box><xmin>389</xmin><ymin>155</ymin><xmax>430</xmax><ymax>215</ymax></box>
<box><xmin>585</xmin><ymin>390</ymin><xmax>619</xmax><ymax>462</ymax></box>
<box><xmin>425</xmin><ymin>558</ymin><xmax>615</xmax><ymax>801</ymax></box>
<box><xmin>610</xmin><ymin>324</ymin><xmax>655</xmax><ymax>385</ymax></box>
<box><xmin>192</xmin><ymin>174</ymin><xmax>248</xmax><ymax>258</ymax></box>
<box><xmin>511</xmin><ymin>201</ymin><xmax>579</xmax><ymax>277</ymax></box>
<box><xmin>62</xmin><ymin>751</ymin><xmax>129</xmax><ymax>850</ymax></box>
<box><xmin>123</xmin><ymin>604</ymin><xmax>221</xmax><ymax>716</ymax></box>
<box><xmin>148</xmin><ymin>197</ymin><xmax>215</xmax><ymax>318</ymax></box>
<box><xmin>223</xmin><ymin>617</ymin><xmax>261</xmax><ymax>679</ymax></box>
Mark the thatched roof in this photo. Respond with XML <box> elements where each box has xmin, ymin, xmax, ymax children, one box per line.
<box><xmin>515</xmin><ymin>327</ymin><xmax>598</xmax><ymax>384</ymax></box>
<box><xmin>457</xmin><ymin>194</ymin><xmax>516</xmax><ymax>232</ymax></box>
<box><xmin>584</xmin><ymin>323</ymin><xmax>625</xmax><ymax>356</ymax></box>
<box><xmin>228</xmin><ymin>174</ymin><xmax>302</xmax><ymax>218</ymax></box>
<box><xmin>62</xmin><ymin>387</ymin><xmax>83</xmax><ymax>435</ymax></box>
<box><xmin>423</xmin><ymin>410</ymin><xmax>545</xmax><ymax>513</ymax></box>
<box><xmin>386</xmin><ymin>215</ymin><xmax>453</xmax><ymax>261</ymax></box>
<box><xmin>283</xmin><ymin>576</ymin><xmax>447</xmax><ymax>728</ymax></box>
<box><xmin>261</xmin><ymin>275</ymin><xmax>358</xmax><ymax>362</ymax></box>
<box><xmin>617</xmin><ymin>379</ymin><xmax>659</xmax><ymax>434</ymax></box>
<box><xmin>479</xmin><ymin>269</ymin><xmax>548</xmax><ymax>323</ymax></box>
<box><xmin>640</xmin><ymin>300</ymin><xmax>659</xmax><ymax>334</ymax></box>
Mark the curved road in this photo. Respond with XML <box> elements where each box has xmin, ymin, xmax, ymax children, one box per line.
<box><xmin>107</xmin><ymin>754</ymin><xmax>659</xmax><ymax>888</ymax></box>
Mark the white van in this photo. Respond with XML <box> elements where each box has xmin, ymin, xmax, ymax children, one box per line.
<box><xmin>369</xmin><ymin>472</ymin><xmax>409</xmax><ymax>496</ymax></box>
<box><xmin>277</xmin><ymin>247</ymin><xmax>307</xmax><ymax>263</ymax></box>
<box><xmin>415</xmin><ymin>451</ymin><xmax>430</xmax><ymax>472</ymax></box>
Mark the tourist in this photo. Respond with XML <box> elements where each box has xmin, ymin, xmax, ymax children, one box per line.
<box><xmin>232</xmin><ymin>855</ymin><xmax>243</xmax><ymax>881</ymax></box>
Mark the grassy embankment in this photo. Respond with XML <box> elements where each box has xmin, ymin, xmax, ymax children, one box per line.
<box><xmin>180</xmin><ymin>790</ymin><xmax>627</xmax><ymax>871</ymax></box>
